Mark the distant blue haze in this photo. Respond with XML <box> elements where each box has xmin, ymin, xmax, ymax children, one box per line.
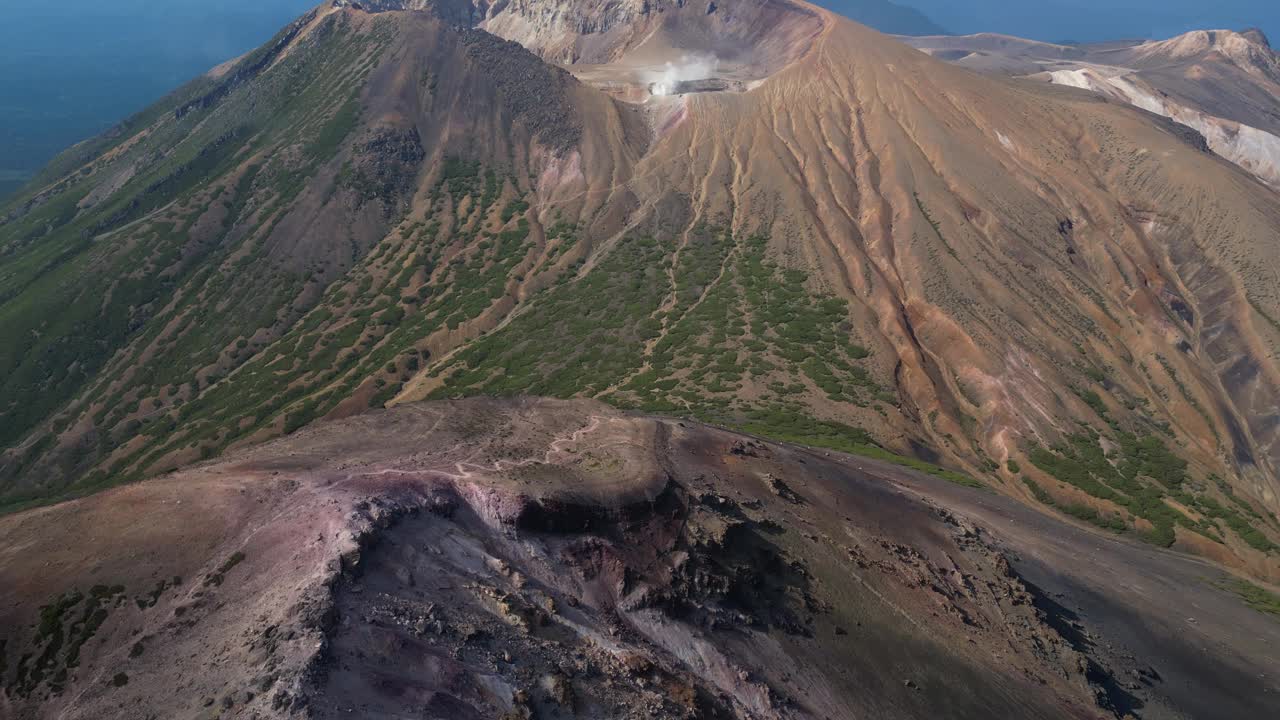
<box><xmin>864</xmin><ymin>0</ymin><xmax>1280</xmax><ymax>42</ymax></box>
<box><xmin>3</xmin><ymin>1</ymin><xmax>1279</xmax><ymax>199</ymax></box>
<box><xmin>0</xmin><ymin>0</ymin><xmax>316</xmax><ymax>198</ymax></box>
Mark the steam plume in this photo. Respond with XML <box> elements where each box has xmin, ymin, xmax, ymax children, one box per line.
<box><xmin>648</xmin><ymin>53</ymin><xmax>720</xmax><ymax>96</ymax></box>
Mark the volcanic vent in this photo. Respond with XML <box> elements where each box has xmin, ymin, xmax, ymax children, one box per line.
<box><xmin>539</xmin><ymin>0</ymin><xmax>827</xmax><ymax>101</ymax></box>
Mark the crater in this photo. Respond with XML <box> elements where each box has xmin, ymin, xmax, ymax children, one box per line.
<box><xmin>482</xmin><ymin>0</ymin><xmax>827</xmax><ymax>101</ymax></box>
<box><xmin>342</xmin><ymin>0</ymin><xmax>826</xmax><ymax>101</ymax></box>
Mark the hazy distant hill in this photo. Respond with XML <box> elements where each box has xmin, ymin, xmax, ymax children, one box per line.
<box><xmin>902</xmin><ymin>27</ymin><xmax>1280</xmax><ymax>188</ymax></box>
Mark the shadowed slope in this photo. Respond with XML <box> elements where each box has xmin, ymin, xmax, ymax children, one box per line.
<box><xmin>1</xmin><ymin>398</ymin><xmax>1276</xmax><ymax>718</ymax></box>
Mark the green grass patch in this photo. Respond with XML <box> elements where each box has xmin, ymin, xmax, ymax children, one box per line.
<box><xmin>725</xmin><ymin>407</ymin><xmax>984</xmax><ymax>490</ymax></box>
<box><xmin>1219</xmin><ymin>579</ymin><xmax>1280</xmax><ymax>619</ymax></box>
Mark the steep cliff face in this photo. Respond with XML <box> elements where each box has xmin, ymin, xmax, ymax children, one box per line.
<box><xmin>2</xmin><ymin>0</ymin><xmax>1279</xmax><ymax>579</ymax></box>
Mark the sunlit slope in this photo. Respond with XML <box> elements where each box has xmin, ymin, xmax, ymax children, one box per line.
<box><xmin>904</xmin><ymin>28</ymin><xmax>1280</xmax><ymax>187</ymax></box>
<box><xmin>0</xmin><ymin>1</ymin><xmax>1278</xmax><ymax>578</ymax></box>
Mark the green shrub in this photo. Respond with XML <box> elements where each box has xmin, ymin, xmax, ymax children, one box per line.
<box><xmin>1221</xmin><ymin>579</ymin><xmax>1280</xmax><ymax>617</ymax></box>
<box><xmin>1022</xmin><ymin>477</ymin><xmax>1054</xmax><ymax>505</ymax></box>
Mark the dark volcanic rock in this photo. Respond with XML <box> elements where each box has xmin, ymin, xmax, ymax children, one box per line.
<box><xmin>459</xmin><ymin>29</ymin><xmax>583</xmax><ymax>153</ymax></box>
<box><xmin>3</xmin><ymin>398</ymin><xmax>1279</xmax><ymax>719</ymax></box>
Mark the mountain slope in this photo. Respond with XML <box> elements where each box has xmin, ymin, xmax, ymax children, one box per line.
<box><xmin>0</xmin><ymin>3</ymin><xmax>643</xmax><ymax>502</ymax></box>
<box><xmin>1</xmin><ymin>0</ymin><xmax>1280</xmax><ymax>584</ymax></box>
<box><xmin>1</xmin><ymin>398</ymin><xmax>1276</xmax><ymax>719</ymax></box>
<box><xmin>902</xmin><ymin>28</ymin><xmax>1280</xmax><ymax>187</ymax></box>
<box><xmin>439</xmin><ymin>0</ymin><xmax>1280</xmax><ymax>572</ymax></box>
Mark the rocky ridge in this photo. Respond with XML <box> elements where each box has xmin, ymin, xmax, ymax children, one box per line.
<box><xmin>3</xmin><ymin>398</ymin><xmax>1276</xmax><ymax>719</ymax></box>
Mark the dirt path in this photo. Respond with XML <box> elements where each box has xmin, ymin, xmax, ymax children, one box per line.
<box><xmin>357</xmin><ymin>414</ymin><xmax>611</xmax><ymax>484</ymax></box>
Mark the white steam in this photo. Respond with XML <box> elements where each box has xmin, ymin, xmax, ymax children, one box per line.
<box><xmin>648</xmin><ymin>54</ymin><xmax>720</xmax><ymax>96</ymax></box>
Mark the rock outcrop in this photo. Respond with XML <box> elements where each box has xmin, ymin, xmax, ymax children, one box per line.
<box><xmin>3</xmin><ymin>398</ymin><xmax>1277</xmax><ymax>719</ymax></box>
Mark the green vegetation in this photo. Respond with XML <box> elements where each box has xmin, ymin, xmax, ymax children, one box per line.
<box><xmin>1180</xmin><ymin>493</ymin><xmax>1279</xmax><ymax>553</ymax></box>
<box><xmin>501</xmin><ymin>198</ymin><xmax>530</xmax><ymax>223</ymax></box>
<box><xmin>429</xmin><ymin>228</ymin><xmax>884</xmax><ymax>410</ymax></box>
<box><xmin>1074</xmin><ymin>387</ymin><xmax>1109</xmax><ymax>418</ymax></box>
<box><xmin>0</xmin><ymin>12</ymin><xmax>397</xmax><ymax>505</ymax></box>
<box><xmin>1219</xmin><ymin>579</ymin><xmax>1280</xmax><ymax>619</ymax></box>
<box><xmin>1023</xmin><ymin>476</ymin><xmax>1126</xmax><ymax>533</ymax></box>
<box><xmin>68</xmin><ymin>154</ymin><xmax>537</xmax><ymax>495</ymax></box>
<box><xmin>726</xmin><ymin>406</ymin><xmax>983</xmax><ymax>489</ymax></box>
<box><xmin>1028</xmin><ymin>427</ymin><xmax>1275</xmax><ymax>550</ymax></box>
<box><xmin>425</xmin><ymin>225</ymin><xmax>977</xmax><ymax>488</ymax></box>
<box><xmin>1060</xmin><ymin>502</ymin><xmax>1128</xmax><ymax>533</ymax></box>
<box><xmin>9</xmin><ymin>586</ymin><xmax>125</xmax><ymax>697</ymax></box>
<box><xmin>305</xmin><ymin>98</ymin><xmax>362</xmax><ymax>164</ymax></box>
<box><xmin>1028</xmin><ymin>429</ymin><xmax>1187</xmax><ymax>545</ymax></box>
<box><xmin>1022</xmin><ymin>476</ymin><xmax>1055</xmax><ymax>504</ymax></box>
<box><xmin>431</xmin><ymin>232</ymin><xmax>668</xmax><ymax>397</ymax></box>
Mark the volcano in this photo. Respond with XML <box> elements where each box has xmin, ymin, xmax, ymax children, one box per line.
<box><xmin>1</xmin><ymin>2</ymin><xmax>1280</xmax><ymax>715</ymax></box>
<box><xmin>2</xmin><ymin>397</ymin><xmax>1278</xmax><ymax>719</ymax></box>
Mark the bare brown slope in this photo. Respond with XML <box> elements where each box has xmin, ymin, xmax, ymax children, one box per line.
<box><xmin>1</xmin><ymin>398</ymin><xmax>1276</xmax><ymax>719</ymax></box>
<box><xmin>481</xmin><ymin>0</ymin><xmax>824</xmax><ymax>69</ymax></box>
<box><xmin>903</xmin><ymin>28</ymin><xmax>1280</xmax><ymax>187</ymax></box>
<box><xmin>627</xmin><ymin>6</ymin><xmax>1280</xmax><ymax>506</ymax></box>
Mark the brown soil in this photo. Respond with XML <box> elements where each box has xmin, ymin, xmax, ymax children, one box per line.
<box><xmin>1</xmin><ymin>398</ymin><xmax>1275</xmax><ymax>719</ymax></box>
